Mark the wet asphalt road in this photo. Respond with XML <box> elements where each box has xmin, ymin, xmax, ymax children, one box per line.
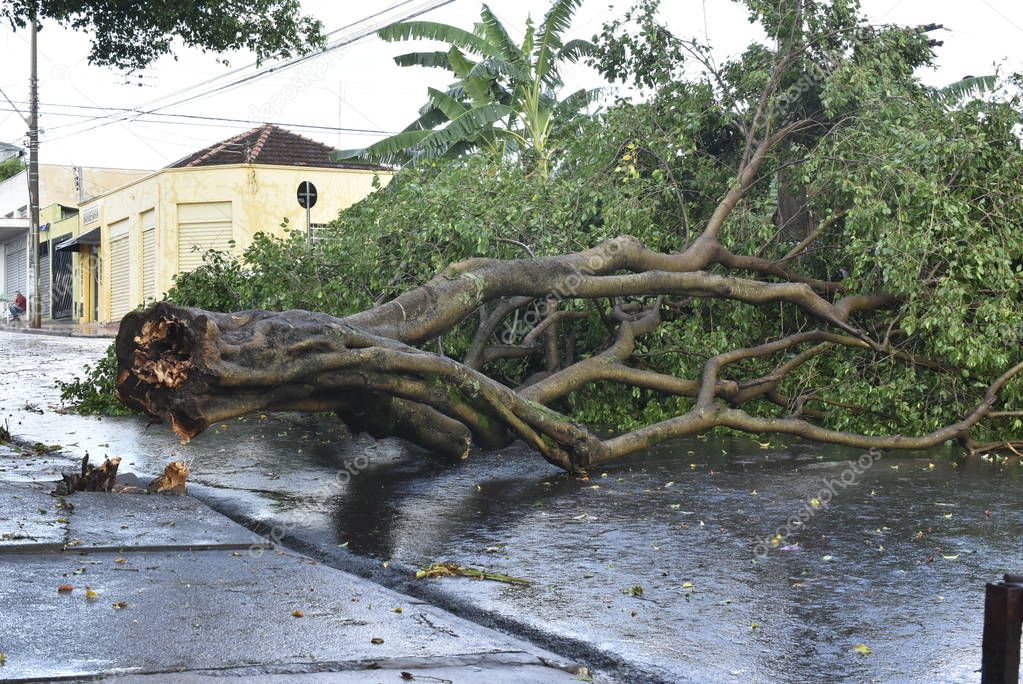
<box><xmin>1</xmin><ymin>330</ymin><xmax>1021</xmax><ymax>682</ymax></box>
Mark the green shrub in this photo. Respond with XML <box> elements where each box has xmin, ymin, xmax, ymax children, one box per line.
<box><xmin>56</xmin><ymin>344</ymin><xmax>135</xmax><ymax>416</ymax></box>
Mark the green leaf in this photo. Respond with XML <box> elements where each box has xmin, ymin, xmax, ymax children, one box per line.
<box><xmin>392</xmin><ymin>50</ymin><xmax>452</xmax><ymax>70</ymax></box>
<box><xmin>480</xmin><ymin>4</ymin><xmax>525</xmax><ymax>63</ymax></box>
<box><xmin>535</xmin><ymin>0</ymin><xmax>583</xmax><ymax>86</ymax></box>
<box><xmin>378</xmin><ymin>20</ymin><xmax>489</xmax><ymax>55</ymax></box>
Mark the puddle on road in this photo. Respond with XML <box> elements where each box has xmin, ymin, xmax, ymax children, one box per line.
<box><xmin>1</xmin><ymin>331</ymin><xmax>1020</xmax><ymax>682</ymax></box>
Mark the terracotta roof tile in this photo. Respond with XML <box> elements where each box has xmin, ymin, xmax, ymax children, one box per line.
<box><xmin>167</xmin><ymin>124</ymin><xmax>386</xmax><ymax>170</ymax></box>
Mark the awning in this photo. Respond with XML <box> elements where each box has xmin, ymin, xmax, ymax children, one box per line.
<box><xmin>55</xmin><ymin>227</ymin><xmax>101</xmax><ymax>252</ymax></box>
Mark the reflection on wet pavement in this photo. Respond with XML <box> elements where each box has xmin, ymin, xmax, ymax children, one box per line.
<box><xmin>1</xmin><ymin>330</ymin><xmax>1020</xmax><ymax>682</ymax></box>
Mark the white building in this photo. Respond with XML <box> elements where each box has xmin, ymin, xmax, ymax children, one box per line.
<box><xmin>0</xmin><ymin>142</ymin><xmax>23</xmax><ymax>163</ymax></box>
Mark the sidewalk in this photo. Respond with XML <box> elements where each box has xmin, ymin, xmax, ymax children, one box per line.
<box><xmin>0</xmin><ymin>445</ymin><xmax>586</xmax><ymax>683</ymax></box>
<box><xmin>0</xmin><ymin>319</ymin><xmax>117</xmax><ymax>338</ymax></box>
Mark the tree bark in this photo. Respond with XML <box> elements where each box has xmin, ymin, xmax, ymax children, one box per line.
<box><xmin>114</xmin><ymin>240</ymin><xmax>1021</xmax><ymax>473</ymax></box>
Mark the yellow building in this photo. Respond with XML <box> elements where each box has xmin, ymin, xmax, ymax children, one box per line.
<box><xmin>1</xmin><ymin>164</ymin><xmax>150</xmax><ymax>321</ymax></box>
<box><xmin>79</xmin><ymin>125</ymin><xmax>391</xmax><ymax>324</ymax></box>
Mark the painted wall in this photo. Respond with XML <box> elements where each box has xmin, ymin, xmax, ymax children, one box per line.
<box><xmin>83</xmin><ymin>164</ymin><xmax>391</xmax><ymax>324</ymax></box>
<box><xmin>0</xmin><ymin>165</ymin><xmax>149</xmax><ymax>218</ymax></box>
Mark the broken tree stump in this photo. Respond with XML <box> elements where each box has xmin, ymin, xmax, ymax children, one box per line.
<box><xmin>57</xmin><ymin>453</ymin><xmax>121</xmax><ymax>494</ymax></box>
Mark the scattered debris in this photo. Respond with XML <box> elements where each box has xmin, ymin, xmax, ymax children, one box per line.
<box><xmin>292</xmin><ymin>609</ymin><xmax>304</xmax><ymax>618</ymax></box>
<box><xmin>147</xmin><ymin>460</ymin><xmax>189</xmax><ymax>494</ymax></box>
<box><xmin>112</xmin><ymin>601</ymin><xmax>128</xmax><ymax>610</ymax></box>
<box><xmin>370</xmin><ymin>637</ymin><xmax>384</xmax><ymax>645</ymax></box>
<box><xmin>415</xmin><ymin>562</ymin><xmax>531</xmax><ymax>585</ymax></box>
<box><xmin>55</xmin><ymin>454</ymin><xmax>121</xmax><ymax>494</ymax></box>
<box><xmin>57</xmin><ymin>584</ymin><xmax>73</xmax><ymax>593</ymax></box>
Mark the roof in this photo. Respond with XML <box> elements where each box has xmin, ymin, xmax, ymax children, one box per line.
<box><xmin>0</xmin><ymin>141</ymin><xmax>24</xmax><ymax>161</ymax></box>
<box><xmin>167</xmin><ymin>124</ymin><xmax>387</xmax><ymax>171</ymax></box>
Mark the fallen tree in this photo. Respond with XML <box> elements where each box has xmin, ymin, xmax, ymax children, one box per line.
<box><xmin>115</xmin><ymin>239</ymin><xmax>1023</xmax><ymax>472</ymax></box>
<box><xmin>113</xmin><ymin>2</ymin><xmax>1023</xmax><ymax>470</ymax></box>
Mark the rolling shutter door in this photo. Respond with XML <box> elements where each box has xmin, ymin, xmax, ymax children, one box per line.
<box><xmin>142</xmin><ymin>222</ymin><xmax>155</xmax><ymax>302</ymax></box>
<box><xmin>109</xmin><ymin>234</ymin><xmax>131</xmax><ymax>320</ymax></box>
<box><xmin>177</xmin><ymin>202</ymin><xmax>232</xmax><ymax>274</ymax></box>
<box><xmin>5</xmin><ymin>240</ymin><xmax>26</xmax><ymax>294</ymax></box>
<box><xmin>38</xmin><ymin>249</ymin><xmax>50</xmax><ymax>319</ymax></box>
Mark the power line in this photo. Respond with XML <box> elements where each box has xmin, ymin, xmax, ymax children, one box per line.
<box><xmin>145</xmin><ymin>0</ymin><xmax>456</xmax><ymax>113</ymax></box>
<box><xmin>91</xmin><ymin>0</ymin><xmax>425</xmax><ymax>122</ymax></box>
<box><xmin>5</xmin><ymin>101</ymin><xmax>396</xmax><ymax>134</ymax></box>
<box><xmin>0</xmin><ymin>86</ymin><xmax>28</xmax><ymax>123</ymax></box>
<box><xmin>41</xmin><ymin>0</ymin><xmax>456</xmax><ymax>142</ymax></box>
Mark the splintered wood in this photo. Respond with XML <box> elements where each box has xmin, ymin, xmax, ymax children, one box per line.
<box><xmin>147</xmin><ymin>460</ymin><xmax>190</xmax><ymax>494</ymax></box>
<box><xmin>132</xmin><ymin>318</ymin><xmax>193</xmax><ymax>388</ymax></box>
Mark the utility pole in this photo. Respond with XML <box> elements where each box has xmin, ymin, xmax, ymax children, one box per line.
<box><xmin>26</xmin><ymin>9</ymin><xmax>41</xmax><ymax>328</ymax></box>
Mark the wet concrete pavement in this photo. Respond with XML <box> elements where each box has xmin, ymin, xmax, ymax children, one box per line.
<box><xmin>2</xmin><ymin>329</ymin><xmax>1021</xmax><ymax>682</ymax></box>
<box><xmin>0</xmin><ymin>459</ymin><xmax>582</xmax><ymax>682</ymax></box>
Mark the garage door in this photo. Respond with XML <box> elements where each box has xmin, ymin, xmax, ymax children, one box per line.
<box><xmin>38</xmin><ymin>250</ymin><xmax>50</xmax><ymax>319</ymax></box>
<box><xmin>4</xmin><ymin>238</ymin><xmax>26</xmax><ymax>294</ymax></box>
<box><xmin>141</xmin><ymin>209</ymin><xmax>156</xmax><ymax>303</ymax></box>
<box><xmin>177</xmin><ymin>201</ymin><xmax>232</xmax><ymax>274</ymax></box>
<box><xmin>109</xmin><ymin>234</ymin><xmax>131</xmax><ymax>321</ymax></box>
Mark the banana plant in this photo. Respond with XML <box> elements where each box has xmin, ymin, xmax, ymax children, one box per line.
<box><xmin>932</xmin><ymin>74</ymin><xmax>998</xmax><ymax>109</ymax></box>
<box><xmin>333</xmin><ymin>0</ymin><xmax>598</xmax><ymax>177</ymax></box>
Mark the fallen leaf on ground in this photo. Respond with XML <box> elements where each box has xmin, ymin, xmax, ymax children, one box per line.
<box><xmin>853</xmin><ymin>644</ymin><xmax>872</xmax><ymax>655</ymax></box>
<box><xmin>629</xmin><ymin>585</ymin><xmax>644</xmax><ymax>597</ymax></box>
<box><xmin>57</xmin><ymin>584</ymin><xmax>73</xmax><ymax>593</ymax></box>
<box><xmin>114</xmin><ymin>558</ymin><xmax>127</xmax><ymax>564</ymax></box>
<box><xmin>415</xmin><ymin>562</ymin><xmax>530</xmax><ymax>585</ymax></box>
<box><xmin>85</xmin><ymin>587</ymin><xmax>98</xmax><ymax>599</ymax></box>
<box><xmin>681</xmin><ymin>581</ymin><xmax>694</xmax><ymax>589</ymax></box>
<box><xmin>371</xmin><ymin>637</ymin><xmax>384</xmax><ymax>645</ymax></box>
<box><xmin>112</xmin><ymin>601</ymin><xmax>128</xmax><ymax>609</ymax></box>
<box><xmin>292</xmin><ymin>610</ymin><xmax>304</xmax><ymax>618</ymax></box>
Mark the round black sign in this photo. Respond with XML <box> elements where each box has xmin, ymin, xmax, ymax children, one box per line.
<box><xmin>297</xmin><ymin>181</ymin><xmax>318</xmax><ymax>209</ymax></box>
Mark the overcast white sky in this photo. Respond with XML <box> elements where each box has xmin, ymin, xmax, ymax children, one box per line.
<box><xmin>0</xmin><ymin>0</ymin><xmax>1020</xmax><ymax>170</ymax></box>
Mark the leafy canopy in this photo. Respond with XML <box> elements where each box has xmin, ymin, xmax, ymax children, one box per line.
<box><xmin>1</xmin><ymin>0</ymin><xmax>325</xmax><ymax>69</ymax></box>
<box><xmin>0</xmin><ymin>155</ymin><xmax>24</xmax><ymax>183</ymax></box>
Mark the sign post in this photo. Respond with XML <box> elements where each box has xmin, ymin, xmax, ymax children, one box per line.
<box><xmin>297</xmin><ymin>181</ymin><xmax>318</xmax><ymax>239</ymax></box>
